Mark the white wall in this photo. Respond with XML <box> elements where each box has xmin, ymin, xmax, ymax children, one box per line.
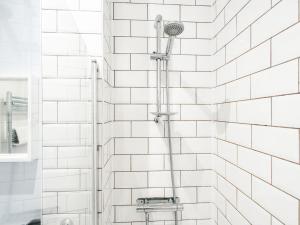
<box><xmin>41</xmin><ymin>0</ymin><xmax>300</xmax><ymax>225</ymax></box>
<box><xmin>41</xmin><ymin>0</ymin><xmax>103</xmax><ymax>224</ymax></box>
<box><xmin>112</xmin><ymin>1</ymin><xmax>217</xmax><ymax>225</ymax></box>
<box><xmin>213</xmin><ymin>0</ymin><xmax>300</xmax><ymax>225</ymax></box>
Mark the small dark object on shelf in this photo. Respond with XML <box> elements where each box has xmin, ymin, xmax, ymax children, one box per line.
<box><xmin>26</xmin><ymin>219</ymin><xmax>41</xmax><ymax>225</ymax></box>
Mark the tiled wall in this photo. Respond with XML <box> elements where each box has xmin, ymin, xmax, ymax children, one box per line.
<box><xmin>112</xmin><ymin>1</ymin><xmax>217</xmax><ymax>225</ymax></box>
<box><xmin>213</xmin><ymin>0</ymin><xmax>300</xmax><ymax>224</ymax></box>
<box><xmin>41</xmin><ymin>0</ymin><xmax>103</xmax><ymax>224</ymax></box>
<box><xmin>41</xmin><ymin>0</ymin><xmax>300</xmax><ymax>225</ymax></box>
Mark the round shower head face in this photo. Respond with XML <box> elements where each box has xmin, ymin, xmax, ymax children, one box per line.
<box><xmin>164</xmin><ymin>22</ymin><xmax>184</xmax><ymax>36</ymax></box>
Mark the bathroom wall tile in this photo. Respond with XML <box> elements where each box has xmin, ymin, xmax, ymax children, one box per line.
<box><xmin>181</xmin><ymin>6</ymin><xmax>213</xmax><ymax>22</ymax></box>
<box><xmin>114</xmin><ymin>3</ymin><xmax>147</xmax><ymax>20</ymax></box>
<box><xmin>252</xmin><ymin>177</ymin><xmax>299</xmax><ymax>225</ymax></box>
<box><xmin>252</xmin><ymin>125</ymin><xmax>299</xmax><ymax>163</ymax></box>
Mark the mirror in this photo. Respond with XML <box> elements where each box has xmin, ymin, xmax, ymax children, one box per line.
<box><xmin>0</xmin><ymin>0</ymin><xmax>40</xmax><ymax>161</ymax></box>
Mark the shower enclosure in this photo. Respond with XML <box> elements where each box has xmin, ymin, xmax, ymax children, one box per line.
<box><xmin>136</xmin><ymin>15</ymin><xmax>186</xmax><ymax>225</ymax></box>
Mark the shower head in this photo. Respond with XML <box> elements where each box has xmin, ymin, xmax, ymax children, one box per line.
<box><xmin>164</xmin><ymin>22</ymin><xmax>184</xmax><ymax>37</ymax></box>
<box><xmin>164</xmin><ymin>22</ymin><xmax>184</xmax><ymax>56</ymax></box>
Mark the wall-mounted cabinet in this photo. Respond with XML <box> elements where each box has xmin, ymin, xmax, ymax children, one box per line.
<box><xmin>0</xmin><ymin>0</ymin><xmax>41</xmax><ymax>162</ymax></box>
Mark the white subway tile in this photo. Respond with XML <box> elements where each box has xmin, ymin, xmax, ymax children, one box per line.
<box><xmin>58</xmin><ymin>191</ymin><xmax>90</xmax><ymax>213</ymax></box>
<box><xmin>43</xmin><ymin>79</ymin><xmax>80</xmax><ymax>100</ymax></box>
<box><xmin>43</xmin><ymin>102</ymin><xmax>57</xmax><ymax>123</ymax></box>
<box><xmin>181</xmin><ymin>6</ymin><xmax>213</xmax><ymax>22</ymax></box>
<box><xmin>168</xmin><ymin>88</ymin><xmax>196</xmax><ymax>104</ymax></box>
<box><xmin>197</xmin><ymin>88</ymin><xmax>214</xmax><ymax>104</ymax></box>
<box><xmin>178</xmin><ymin>22</ymin><xmax>197</xmax><ymax>39</ymax></box>
<box><xmin>115</xmin><ymin>37</ymin><xmax>147</xmax><ymax>54</ymax></box>
<box><xmin>114</xmin><ymin>3</ymin><xmax>147</xmax><ymax>20</ymax></box>
<box><xmin>42</xmin><ymin>10</ymin><xmax>56</xmax><ymax>32</ymax></box>
<box><xmin>132</xmin><ymin>121</ymin><xmax>164</xmax><ymax>137</ymax></box>
<box><xmin>181</xmin><ymin>72</ymin><xmax>216</xmax><ymax>88</ymax></box>
<box><xmin>43</xmin><ymin>124</ymin><xmax>80</xmax><ymax>146</ymax></box>
<box><xmin>226</xmin><ymin>77</ymin><xmax>250</xmax><ymax>101</ymax></box>
<box><xmin>166</xmin><ymin>154</ymin><xmax>197</xmax><ymax>170</ymax></box>
<box><xmin>132</xmin><ymin>155</ymin><xmax>164</xmax><ymax>171</ymax></box>
<box><xmin>114</xmin><ymin>155</ymin><xmax>131</xmax><ymax>171</ymax></box>
<box><xmin>149</xmin><ymin>171</ymin><xmax>180</xmax><ymax>187</ymax></box>
<box><xmin>58</xmin><ymin>56</ymin><xmax>90</xmax><ymax>78</ymax></box>
<box><xmin>252</xmin><ymin>177</ymin><xmax>299</xmax><ymax>225</ymax></box>
<box><xmin>131</xmin><ymin>88</ymin><xmax>156</xmax><ymax>104</ymax></box>
<box><xmin>217</xmin><ymin>140</ymin><xmax>237</xmax><ymax>164</ymax></box>
<box><xmin>113</xmin><ymin>88</ymin><xmax>130</xmax><ymax>104</ymax></box>
<box><xmin>80</xmin><ymin>0</ymin><xmax>102</xmax><ymax>10</ymax></box>
<box><xmin>273</xmin><ymin>94</ymin><xmax>300</xmax><ymax>128</ymax></box>
<box><xmin>57</xmin><ymin>11</ymin><xmax>102</xmax><ymax>34</ymax></box>
<box><xmin>237</xmin><ymin>0</ymin><xmax>271</xmax><ymax>33</ymax></box>
<box><xmin>42</xmin><ymin>0</ymin><xmax>79</xmax><ymax>10</ymax></box>
<box><xmin>226</xmin><ymin>202</ymin><xmax>251</xmax><ymax>225</ymax></box>
<box><xmin>115</xmin><ymin>105</ymin><xmax>147</xmax><ymax>121</ymax></box>
<box><xmin>197</xmin><ymin>154</ymin><xmax>212</xmax><ymax>170</ymax></box>
<box><xmin>169</xmin><ymin>55</ymin><xmax>196</xmax><ymax>71</ymax></box>
<box><xmin>182</xmin><ymin>203</ymin><xmax>213</xmax><ymax>220</ymax></box>
<box><xmin>181</xmin><ymin>170</ymin><xmax>215</xmax><ymax>186</ymax></box>
<box><xmin>114</xmin><ymin>54</ymin><xmax>131</xmax><ymax>70</ymax></box>
<box><xmin>251</xmin><ymin>59</ymin><xmax>299</xmax><ymax>98</ymax></box>
<box><xmin>115</xmin><ymin>138</ymin><xmax>148</xmax><ymax>154</ymax></box>
<box><xmin>226</xmin><ymin>28</ymin><xmax>251</xmax><ymax>61</ymax></box>
<box><xmin>197</xmin><ymin>121</ymin><xmax>214</xmax><ymax>137</ymax></box>
<box><xmin>170</xmin><ymin>121</ymin><xmax>197</xmax><ymax>137</ymax></box>
<box><xmin>58</xmin><ymin>102</ymin><xmax>91</xmax><ymax>122</ymax></box>
<box><xmin>43</xmin><ymin>147</ymin><xmax>58</xmax><ymax>169</ymax></box>
<box><xmin>113</xmin><ymin>189</ymin><xmax>131</xmax><ymax>205</ymax></box>
<box><xmin>181</xmin><ymin>105</ymin><xmax>214</xmax><ymax>120</ymax></box>
<box><xmin>237</xmin><ymin>191</ymin><xmax>271</xmax><ymax>225</ymax></box>
<box><xmin>238</xmin><ymin>146</ymin><xmax>271</xmax><ymax>182</ymax></box>
<box><xmin>217</xmin><ymin>102</ymin><xmax>237</xmax><ymax>122</ymax></box>
<box><xmin>113</xmin><ymin>20</ymin><xmax>130</xmax><ymax>36</ymax></box>
<box><xmin>272</xmin><ymin>158</ymin><xmax>300</xmax><ymax>199</ymax></box>
<box><xmin>236</xmin><ymin>41</ymin><xmax>271</xmax><ymax>78</ymax></box>
<box><xmin>252</xmin><ymin>125</ymin><xmax>299</xmax><ymax>163</ymax></box>
<box><xmin>226</xmin><ymin>163</ymin><xmax>251</xmax><ymax>196</ymax></box>
<box><xmin>149</xmin><ymin>138</ymin><xmax>181</xmax><ymax>154</ymax></box>
<box><xmin>217</xmin><ymin>18</ymin><xmax>236</xmax><ymax>49</ymax></box>
<box><xmin>226</xmin><ymin>123</ymin><xmax>251</xmax><ymax>148</ymax></box>
<box><xmin>237</xmin><ymin>98</ymin><xmax>271</xmax><ymax>125</ymax></box>
<box><xmin>148</xmin><ymin>4</ymin><xmax>180</xmax><ymax>21</ymax></box>
<box><xmin>113</xmin><ymin>121</ymin><xmax>131</xmax><ymax>137</ymax></box>
<box><xmin>217</xmin><ymin>61</ymin><xmax>237</xmax><ymax>85</ymax></box>
<box><xmin>273</xmin><ymin>23</ymin><xmax>300</xmax><ymax>65</ymax></box>
<box><xmin>80</xmin><ymin>34</ymin><xmax>102</xmax><ymax>56</ymax></box>
<box><xmin>252</xmin><ymin>0</ymin><xmax>298</xmax><ymax>47</ymax></box>
<box><xmin>131</xmin><ymin>21</ymin><xmax>156</xmax><ymax>37</ymax></box>
<box><xmin>131</xmin><ymin>54</ymin><xmax>156</xmax><ymax>70</ymax></box>
<box><xmin>181</xmin><ymin>39</ymin><xmax>213</xmax><ymax>55</ymax></box>
<box><xmin>115</xmin><ymin>71</ymin><xmax>147</xmax><ymax>87</ymax></box>
<box><xmin>217</xmin><ymin>175</ymin><xmax>237</xmax><ymax>206</ymax></box>
<box><xmin>224</xmin><ymin>0</ymin><xmax>249</xmax><ymax>23</ymax></box>
<box><xmin>43</xmin><ymin>33</ymin><xmax>80</xmax><ymax>55</ymax></box>
<box><xmin>115</xmin><ymin>172</ymin><xmax>147</xmax><ymax>188</ymax></box>
<box><xmin>43</xmin><ymin>169</ymin><xmax>80</xmax><ymax>191</ymax></box>
<box><xmin>43</xmin><ymin>56</ymin><xmax>57</xmax><ymax>77</ymax></box>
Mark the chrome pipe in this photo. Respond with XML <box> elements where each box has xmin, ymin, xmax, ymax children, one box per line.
<box><xmin>91</xmin><ymin>59</ymin><xmax>99</xmax><ymax>225</ymax></box>
<box><xmin>165</xmin><ymin>59</ymin><xmax>178</xmax><ymax>225</ymax></box>
<box><xmin>154</xmin><ymin>15</ymin><xmax>162</xmax><ymax>114</ymax></box>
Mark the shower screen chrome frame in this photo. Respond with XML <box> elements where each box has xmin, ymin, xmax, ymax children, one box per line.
<box><xmin>91</xmin><ymin>59</ymin><xmax>99</xmax><ymax>225</ymax></box>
